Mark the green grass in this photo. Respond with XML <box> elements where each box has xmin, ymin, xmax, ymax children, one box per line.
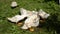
<box><xmin>0</xmin><ymin>0</ymin><xmax>60</xmax><ymax>34</ymax></box>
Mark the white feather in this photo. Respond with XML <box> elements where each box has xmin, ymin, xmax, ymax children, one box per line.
<box><xmin>11</xmin><ymin>1</ymin><xmax>17</xmax><ymax>7</ymax></box>
<box><xmin>20</xmin><ymin>8</ymin><xmax>27</xmax><ymax>15</ymax></box>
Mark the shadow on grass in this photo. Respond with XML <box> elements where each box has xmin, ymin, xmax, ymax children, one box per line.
<box><xmin>38</xmin><ymin>13</ymin><xmax>60</xmax><ymax>34</ymax></box>
<box><xmin>44</xmin><ymin>0</ymin><xmax>59</xmax><ymax>4</ymax></box>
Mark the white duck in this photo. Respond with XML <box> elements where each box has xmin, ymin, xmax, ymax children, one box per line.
<box><xmin>8</xmin><ymin>15</ymin><xmax>27</xmax><ymax>23</ymax></box>
<box><xmin>21</xmin><ymin>14</ymin><xmax>40</xmax><ymax>29</ymax></box>
<box><xmin>39</xmin><ymin>9</ymin><xmax>50</xmax><ymax>19</ymax></box>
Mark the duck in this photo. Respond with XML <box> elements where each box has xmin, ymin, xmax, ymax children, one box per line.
<box><xmin>8</xmin><ymin>15</ymin><xmax>27</xmax><ymax>23</ymax></box>
<box><xmin>39</xmin><ymin>9</ymin><xmax>50</xmax><ymax>19</ymax></box>
<box><xmin>21</xmin><ymin>14</ymin><xmax>39</xmax><ymax>30</ymax></box>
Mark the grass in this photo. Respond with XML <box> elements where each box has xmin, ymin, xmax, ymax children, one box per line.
<box><xmin>0</xmin><ymin>0</ymin><xmax>60</xmax><ymax>34</ymax></box>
